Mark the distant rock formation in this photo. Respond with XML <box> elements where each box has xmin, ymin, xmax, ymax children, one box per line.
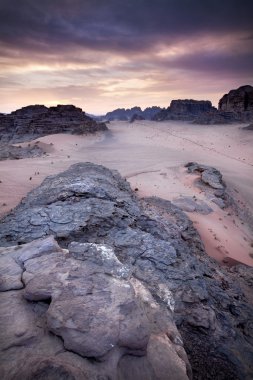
<box><xmin>192</xmin><ymin>110</ymin><xmax>237</xmax><ymax>124</ymax></box>
<box><xmin>194</xmin><ymin>85</ymin><xmax>253</xmax><ymax>124</ymax></box>
<box><xmin>0</xmin><ymin>142</ymin><xmax>45</xmax><ymax>161</ymax></box>
<box><xmin>105</xmin><ymin>107</ymin><xmax>142</xmax><ymax>121</ymax></box>
<box><xmin>170</xmin><ymin>100</ymin><xmax>213</xmax><ymax>115</ymax></box>
<box><xmin>187</xmin><ymin>86</ymin><xmax>253</xmax><ymax>124</ymax></box>
<box><xmin>142</xmin><ymin>106</ymin><xmax>162</xmax><ymax>119</ymax></box>
<box><xmin>104</xmin><ymin>102</ymin><xmax>214</xmax><ymax>122</ymax></box>
<box><xmin>129</xmin><ymin>113</ymin><xmax>145</xmax><ymax>123</ymax></box>
<box><xmin>218</xmin><ymin>85</ymin><xmax>253</xmax><ymax>122</ymax></box>
<box><xmin>0</xmin><ymin>105</ymin><xmax>108</xmax><ymax>143</ymax></box>
<box><xmin>219</xmin><ymin>85</ymin><xmax>253</xmax><ymax>113</ymax></box>
<box><xmin>0</xmin><ymin>162</ymin><xmax>252</xmax><ymax>379</ymax></box>
<box><xmin>103</xmin><ymin>106</ymin><xmax>162</xmax><ymax>121</ymax></box>
<box><xmin>153</xmin><ymin>100</ymin><xmax>215</xmax><ymax>121</ymax></box>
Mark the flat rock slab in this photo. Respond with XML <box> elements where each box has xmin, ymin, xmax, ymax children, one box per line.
<box><xmin>172</xmin><ymin>196</ymin><xmax>213</xmax><ymax>214</ymax></box>
<box><xmin>0</xmin><ymin>236</ymin><xmax>189</xmax><ymax>380</ymax></box>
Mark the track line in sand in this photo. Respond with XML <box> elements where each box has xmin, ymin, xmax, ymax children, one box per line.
<box><xmin>143</xmin><ymin>123</ymin><xmax>253</xmax><ymax>167</ymax></box>
<box><xmin>125</xmin><ymin>169</ymin><xmax>161</xmax><ymax>179</ymax></box>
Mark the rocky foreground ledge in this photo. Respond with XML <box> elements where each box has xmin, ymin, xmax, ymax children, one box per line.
<box><xmin>0</xmin><ymin>163</ymin><xmax>252</xmax><ymax>379</ymax></box>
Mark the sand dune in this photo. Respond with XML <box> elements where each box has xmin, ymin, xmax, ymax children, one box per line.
<box><xmin>0</xmin><ymin>121</ymin><xmax>252</xmax><ymax>266</ymax></box>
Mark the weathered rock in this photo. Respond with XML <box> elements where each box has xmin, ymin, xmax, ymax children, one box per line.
<box><xmin>170</xmin><ymin>100</ymin><xmax>213</xmax><ymax>115</ymax></box>
<box><xmin>142</xmin><ymin>106</ymin><xmax>163</xmax><ymax>120</ymax></box>
<box><xmin>0</xmin><ymin>104</ymin><xmax>108</xmax><ymax>143</ymax></box>
<box><xmin>152</xmin><ymin>86</ymin><xmax>253</xmax><ymax>124</ymax></box>
<box><xmin>0</xmin><ymin>142</ymin><xmax>44</xmax><ymax>160</ymax></box>
<box><xmin>192</xmin><ymin>110</ymin><xmax>240</xmax><ymax>124</ymax></box>
<box><xmin>218</xmin><ymin>85</ymin><xmax>253</xmax><ymax>122</ymax></box>
<box><xmin>184</xmin><ymin>162</ymin><xmax>232</xmax><ymax>211</ymax></box>
<box><xmin>219</xmin><ymin>85</ymin><xmax>253</xmax><ymax>113</ymax></box>
<box><xmin>153</xmin><ymin>100</ymin><xmax>215</xmax><ymax>121</ymax></box>
<box><xmin>129</xmin><ymin>113</ymin><xmax>145</xmax><ymax>123</ymax></box>
<box><xmin>104</xmin><ymin>106</ymin><xmax>162</xmax><ymax>121</ymax></box>
<box><xmin>0</xmin><ymin>237</ymin><xmax>190</xmax><ymax>380</ymax></box>
<box><xmin>105</xmin><ymin>107</ymin><xmax>143</xmax><ymax>121</ymax></box>
<box><xmin>0</xmin><ymin>163</ymin><xmax>252</xmax><ymax>379</ymax></box>
<box><xmin>186</xmin><ymin>162</ymin><xmax>224</xmax><ymax>189</ymax></box>
<box><xmin>185</xmin><ymin>162</ymin><xmax>253</xmax><ymax>231</ymax></box>
<box><xmin>139</xmin><ymin>196</ymin><xmax>253</xmax><ymax>380</ymax></box>
<box><xmin>172</xmin><ymin>196</ymin><xmax>213</xmax><ymax>214</ymax></box>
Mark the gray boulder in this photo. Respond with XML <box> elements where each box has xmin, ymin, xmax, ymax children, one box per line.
<box><xmin>185</xmin><ymin>162</ymin><xmax>232</xmax><ymax>210</ymax></box>
<box><xmin>185</xmin><ymin>162</ymin><xmax>224</xmax><ymax>190</ymax></box>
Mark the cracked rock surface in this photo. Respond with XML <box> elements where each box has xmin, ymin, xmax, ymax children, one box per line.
<box><xmin>0</xmin><ymin>162</ymin><xmax>253</xmax><ymax>379</ymax></box>
<box><xmin>0</xmin><ymin>236</ymin><xmax>189</xmax><ymax>380</ymax></box>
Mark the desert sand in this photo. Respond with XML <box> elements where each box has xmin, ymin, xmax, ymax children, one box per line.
<box><xmin>0</xmin><ymin>120</ymin><xmax>252</xmax><ymax>266</ymax></box>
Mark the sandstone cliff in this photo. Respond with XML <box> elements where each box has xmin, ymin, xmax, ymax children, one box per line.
<box><xmin>193</xmin><ymin>85</ymin><xmax>253</xmax><ymax>124</ymax></box>
<box><xmin>219</xmin><ymin>85</ymin><xmax>253</xmax><ymax>113</ymax></box>
<box><xmin>153</xmin><ymin>100</ymin><xmax>215</xmax><ymax>121</ymax></box>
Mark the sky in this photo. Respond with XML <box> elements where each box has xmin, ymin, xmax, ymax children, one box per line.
<box><xmin>0</xmin><ymin>0</ymin><xmax>253</xmax><ymax>115</ymax></box>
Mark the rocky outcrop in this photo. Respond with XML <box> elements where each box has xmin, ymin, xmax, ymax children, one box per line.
<box><xmin>129</xmin><ymin>113</ymin><xmax>145</xmax><ymax>123</ymax></box>
<box><xmin>105</xmin><ymin>107</ymin><xmax>143</xmax><ymax>121</ymax></box>
<box><xmin>192</xmin><ymin>110</ymin><xmax>238</xmax><ymax>124</ymax></box>
<box><xmin>0</xmin><ymin>142</ymin><xmax>45</xmax><ymax>161</ymax></box>
<box><xmin>104</xmin><ymin>106</ymin><xmax>162</xmax><ymax>121</ymax></box>
<box><xmin>150</xmin><ymin>86</ymin><xmax>253</xmax><ymax>124</ymax></box>
<box><xmin>219</xmin><ymin>85</ymin><xmax>253</xmax><ymax>113</ymax></box>
<box><xmin>142</xmin><ymin>106</ymin><xmax>162</xmax><ymax>120</ymax></box>
<box><xmin>0</xmin><ymin>162</ymin><xmax>252</xmax><ymax>379</ymax></box>
<box><xmin>172</xmin><ymin>196</ymin><xmax>213</xmax><ymax>214</ymax></box>
<box><xmin>0</xmin><ymin>105</ymin><xmax>108</xmax><ymax>143</ymax></box>
<box><xmin>186</xmin><ymin>162</ymin><xmax>224</xmax><ymax>190</ymax></box>
<box><xmin>0</xmin><ymin>236</ymin><xmax>190</xmax><ymax>380</ymax></box>
<box><xmin>185</xmin><ymin>162</ymin><xmax>230</xmax><ymax>209</ymax></box>
<box><xmin>193</xmin><ymin>85</ymin><xmax>253</xmax><ymax>124</ymax></box>
<box><xmin>170</xmin><ymin>100</ymin><xmax>213</xmax><ymax>115</ymax></box>
<box><xmin>153</xmin><ymin>100</ymin><xmax>215</xmax><ymax>121</ymax></box>
<box><xmin>217</xmin><ymin>85</ymin><xmax>253</xmax><ymax>123</ymax></box>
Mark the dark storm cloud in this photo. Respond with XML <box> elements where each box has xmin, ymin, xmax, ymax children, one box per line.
<box><xmin>1</xmin><ymin>0</ymin><xmax>252</xmax><ymax>113</ymax></box>
<box><xmin>0</xmin><ymin>0</ymin><xmax>253</xmax><ymax>54</ymax></box>
<box><xmin>157</xmin><ymin>51</ymin><xmax>253</xmax><ymax>76</ymax></box>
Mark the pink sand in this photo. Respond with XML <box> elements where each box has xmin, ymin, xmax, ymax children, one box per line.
<box><xmin>0</xmin><ymin>121</ymin><xmax>252</xmax><ymax>266</ymax></box>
